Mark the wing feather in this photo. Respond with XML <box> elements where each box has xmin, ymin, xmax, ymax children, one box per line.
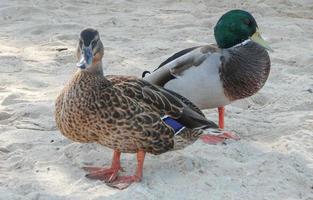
<box><xmin>111</xmin><ymin>77</ymin><xmax>217</xmax><ymax>129</ymax></box>
<box><xmin>143</xmin><ymin>45</ymin><xmax>219</xmax><ymax>87</ymax></box>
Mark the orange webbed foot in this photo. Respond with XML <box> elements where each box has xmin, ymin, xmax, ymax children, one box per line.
<box><xmin>83</xmin><ymin>150</ymin><xmax>122</xmax><ymax>182</ymax></box>
<box><xmin>200</xmin><ymin>130</ymin><xmax>240</xmax><ymax>145</ymax></box>
<box><xmin>83</xmin><ymin>166</ymin><xmax>121</xmax><ymax>182</ymax></box>
<box><xmin>201</xmin><ymin>106</ymin><xmax>240</xmax><ymax>145</ymax></box>
<box><xmin>106</xmin><ymin>150</ymin><xmax>145</xmax><ymax>190</ymax></box>
<box><xmin>84</xmin><ymin>150</ymin><xmax>145</xmax><ymax>190</ymax></box>
<box><xmin>106</xmin><ymin>175</ymin><xmax>141</xmax><ymax>190</ymax></box>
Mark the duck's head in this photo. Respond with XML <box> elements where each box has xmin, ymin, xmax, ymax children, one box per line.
<box><xmin>77</xmin><ymin>28</ymin><xmax>104</xmax><ymax>70</ymax></box>
<box><xmin>214</xmin><ymin>10</ymin><xmax>272</xmax><ymax>51</ymax></box>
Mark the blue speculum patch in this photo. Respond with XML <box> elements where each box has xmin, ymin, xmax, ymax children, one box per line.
<box><xmin>162</xmin><ymin>116</ymin><xmax>185</xmax><ymax>134</ymax></box>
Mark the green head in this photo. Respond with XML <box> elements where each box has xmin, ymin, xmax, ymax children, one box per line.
<box><xmin>214</xmin><ymin>10</ymin><xmax>272</xmax><ymax>51</ymax></box>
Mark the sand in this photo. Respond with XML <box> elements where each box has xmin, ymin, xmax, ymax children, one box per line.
<box><xmin>1</xmin><ymin>0</ymin><xmax>313</xmax><ymax>199</ymax></box>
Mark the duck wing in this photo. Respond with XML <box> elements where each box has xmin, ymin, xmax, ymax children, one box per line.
<box><xmin>111</xmin><ymin>77</ymin><xmax>217</xmax><ymax>130</ymax></box>
<box><xmin>143</xmin><ymin>44</ymin><xmax>220</xmax><ymax>87</ymax></box>
<box><xmin>157</xmin><ymin>46</ymin><xmax>201</xmax><ymax>70</ymax></box>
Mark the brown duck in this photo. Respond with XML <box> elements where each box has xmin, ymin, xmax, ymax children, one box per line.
<box><xmin>55</xmin><ymin>28</ymin><xmax>235</xmax><ymax>189</ymax></box>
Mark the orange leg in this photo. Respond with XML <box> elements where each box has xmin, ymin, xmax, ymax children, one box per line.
<box><xmin>218</xmin><ymin>106</ymin><xmax>225</xmax><ymax>129</ymax></box>
<box><xmin>107</xmin><ymin>150</ymin><xmax>145</xmax><ymax>190</ymax></box>
<box><xmin>200</xmin><ymin>106</ymin><xmax>240</xmax><ymax>144</ymax></box>
<box><xmin>83</xmin><ymin>150</ymin><xmax>122</xmax><ymax>182</ymax></box>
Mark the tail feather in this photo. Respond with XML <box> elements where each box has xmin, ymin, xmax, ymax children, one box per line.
<box><xmin>142</xmin><ymin>70</ymin><xmax>151</xmax><ymax>78</ymax></box>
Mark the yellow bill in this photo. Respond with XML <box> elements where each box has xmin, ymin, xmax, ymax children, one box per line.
<box><xmin>250</xmin><ymin>28</ymin><xmax>274</xmax><ymax>52</ymax></box>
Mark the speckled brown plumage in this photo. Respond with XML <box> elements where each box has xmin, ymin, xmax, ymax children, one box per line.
<box><xmin>55</xmin><ymin>71</ymin><xmax>216</xmax><ymax>155</ymax></box>
<box><xmin>54</xmin><ymin>28</ymin><xmax>231</xmax><ymax>189</ymax></box>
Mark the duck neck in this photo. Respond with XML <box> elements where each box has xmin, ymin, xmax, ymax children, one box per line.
<box><xmin>71</xmin><ymin>61</ymin><xmax>111</xmax><ymax>92</ymax></box>
<box><xmin>86</xmin><ymin>61</ymin><xmax>104</xmax><ymax>76</ymax></box>
<box><xmin>219</xmin><ymin>41</ymin><xmax>271</xmax><ymax>101</ymax></box>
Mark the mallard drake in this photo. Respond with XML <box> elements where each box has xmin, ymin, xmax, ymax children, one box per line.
<box><xmin>55</xmin><ymin>28</ymin><xmax>233</xmax><ymax>189</ymax></box>
<box><xmin>142</xmin><ymin>10</ymin><xmax>272</xmax><ymax>140</ymax></box>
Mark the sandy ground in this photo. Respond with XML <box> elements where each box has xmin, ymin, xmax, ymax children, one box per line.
<box><xmin>1</xmin><ymin>0</ymin><xmax>313</xmax><ymax>199</ymax></box>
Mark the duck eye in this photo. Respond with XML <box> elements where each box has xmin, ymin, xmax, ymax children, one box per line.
<box><xmin>91</xmin><ymin>40</ymin><xmax>98</xmax><ymax>48</ymax></box>
<box><xmin>244</xmin><ymin>18</ymin><xmax>252</xmax><ymax>26</ymax></box>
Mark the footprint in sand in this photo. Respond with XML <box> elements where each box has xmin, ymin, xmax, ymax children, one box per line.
<box><xmin>0</xmin><ymin>56</ymin><xmax>23</xmax><ymax>73</ymax></box>
<box><xmin>1</xmin><ymin>94</ymin><xmax>27</xmax><ymax>106</ymax></box>
<box><xmin>250</xmin><ymin>93</ymin><xmax>270</xmax><ymax>107</ymax></box>
<box><xmin>0</xmin><ymin>111</ymin><xmax>13</xmax><ymax>121</ymax></box>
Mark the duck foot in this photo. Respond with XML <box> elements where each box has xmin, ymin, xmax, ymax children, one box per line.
<box><xmin>83</xmin><ymin>150</ymin><xmax>122</xmax><ymax>182</ymax></box>
<box><xmin>83</xmin><ymin>166</ymin><xmax>124</xmax><ymax>173</ymax></box>
<box><xmin>200</xmin><ymin>132</ymin><xmax>240</xmax><ymax>145</ymax></box>
<box><xmin>106</xmin><ymin>175</ymin><xmax>141</xmax><ymax>190</ymax></box>
<box><xmin>83</xmin><ymin>166</ymin><xmax>120</xmax><ymax>182</ymax></box>
<box><xmin>107</xmin><ymin>150</ymin><xmax>145</xmax><ymax>190</ymax></box>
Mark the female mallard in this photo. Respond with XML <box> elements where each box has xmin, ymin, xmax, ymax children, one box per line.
<box><xmin>142</xmin><ymin>10</ymin><xmax>272</xmax><ymax>140</ymax></box>
<box><xmin>55</xmin><ymin>28</ymin><xmax>233</xmax><ymax>189</ymax></box>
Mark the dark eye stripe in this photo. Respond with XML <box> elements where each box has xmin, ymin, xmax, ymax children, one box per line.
<box><xmin>80</xmin><ymin>29</ymin><xmax>99</xmax><ymax>46</ymax></box>
<box><xmin>244</xmin><ymin>18</ymin><xmax>251</xmax><ymax>26</ymax></box>
<box><xmin>91</xmin><ymin>40</ymin><xmax>98</xmax><ymax>48</ymax></box>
